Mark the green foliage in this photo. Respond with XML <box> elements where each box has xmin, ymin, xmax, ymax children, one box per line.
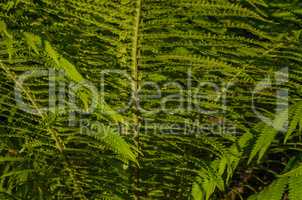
<box><xmin>247</xmin><ymin>177</ymin><xmax>288</xmax><ymax>200</ymax></box>
<box><xmin>248</xmin><ymin>108</ymin><xmax>288</xmax><ymax>164</ymax></box>
<box><xmin>0</xmin><ymin>0</ymin><xmax>301</xmax><ymax>199</ymax></box>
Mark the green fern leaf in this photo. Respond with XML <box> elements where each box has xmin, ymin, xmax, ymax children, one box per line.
<box><xmin>249</xmin><ymin>108</ymin><xmax>288</xmax><ymax>163</ymax></box>
<box><xmin>288</xmin><ymin>176</ymin><xmax>302</xmax><ymax>200</ymax></box>
<box><xmin>247</xmin><ymin>177</ymin><xmax>288</xmax><ymax>200</ymax></box>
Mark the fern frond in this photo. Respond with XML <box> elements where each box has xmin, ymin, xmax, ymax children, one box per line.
<box><xmin>284</xmin><ymin>101</ymin><xmax>302</xmax><ymax>143</ymax></box>
<box><xmin>247</xmin><ymin>177</ymin><xmax>288</xmax><ymax>200</ymax></box>
<box><xmin>288</xmin><ymin>176</ymin><xmax>302</xmax><ymax>200</ymax></box>
<box><xmin>248</xmin><ymin>108</ymin><xmax>288</xmax><ymax>163</ymax></box>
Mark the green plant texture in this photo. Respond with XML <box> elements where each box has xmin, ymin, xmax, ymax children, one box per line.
<box><xmin>0</xmin><ymin>0</ymin><xmax>301</xmax><ymax>199</ymax></box>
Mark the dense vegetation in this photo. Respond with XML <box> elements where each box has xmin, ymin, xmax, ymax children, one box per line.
<box><xmin>0</xmin><ymin>0</ymin><xmax>301</xmax><ymax>199</ymax></box>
